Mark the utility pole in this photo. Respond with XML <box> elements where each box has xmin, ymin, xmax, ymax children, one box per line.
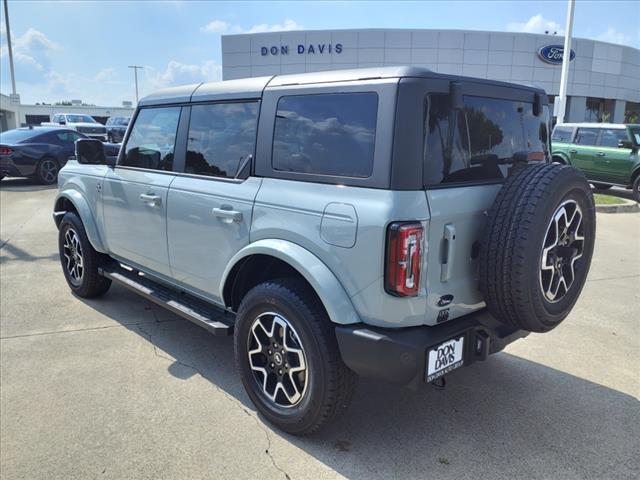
<box><xmin>3</xmin><ymin>0</ymin><xmax>17</xmax><ymax>94</ymax></box>
<box><xmin>556</xmin><ymin>0</ymin><xmax>575</xmax><ymax>125</ymax></box>
<box><xmin>128</xmin><ymin>65</ymin><xmax>144</xmax><ymax>103</ymax></box>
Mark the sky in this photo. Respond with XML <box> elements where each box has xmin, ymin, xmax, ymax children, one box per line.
<box><xmin>1</xmin><ymin>0</ymin><xmax>639</xmax><ymax>106</ymax></box>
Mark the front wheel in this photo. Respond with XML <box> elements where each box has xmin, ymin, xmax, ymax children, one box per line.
<box><xmin>234</xmin><ymin>279</ymin><xmax>355</xmax><ymax>435</ymax></box>
<box><xmin>58</xmin><ymin>212</ymin><xmax>112</xmax><ymax>297</ymax></box>
<box><xmin>633</xmin><ymin>176</ymin><xmax>640</xmax><ymax>203</ymax></box>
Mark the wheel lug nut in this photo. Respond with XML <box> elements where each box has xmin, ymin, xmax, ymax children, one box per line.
<box><xmin>278</xmin><ymin>369</ymin><xmax>282</xmax><ymax>375</ymax></box>
<box><xmin>268</xmin><ymin>350</ymin><xmax>272</xmax><ymax>355</ymax></box>
<box><xmin>270</xmin><ymin>363</ymin><xmax>274</xmax><ymax>368</ymax></box>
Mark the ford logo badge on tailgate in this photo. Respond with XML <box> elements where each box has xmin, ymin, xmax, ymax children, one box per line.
<box><xmin>538</xmin><ymin>45</ymin><xmax>575</xmax><ymax>65</ymax></box>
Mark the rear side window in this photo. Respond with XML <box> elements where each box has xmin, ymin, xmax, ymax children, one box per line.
<box><xmin>598</xmin><ymin>128</ymin><xmax>628</xmax><ymax>148</ymax></box>
<box><xmin>272</xmin><ymin>93</ymin><xmax>378</xmax><ymax>178</ymax></box>
<box><xmin>552</xmin><ymin>126</ymin><xmax>573</xmax><ymax>143</ymax></box>
<box><xmin>186</xmin><ymin>102</ymin><xmax>258</xmax><ymax>179</ymax></box>
<box><xmin>424</xmin><ymin>94</ymin><xmax>549</xmax><ymax>185</ymax></box>
<box><xmin>574</xmin><ymin>128</ymin><xmax>599</xmax><ymax>146</ymax></box>
<box><xmin>121</xmin><ymin>107</ymin><xmax>180</xmax><ymax>171</ymax></box>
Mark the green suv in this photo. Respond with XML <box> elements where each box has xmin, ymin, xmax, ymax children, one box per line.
<box><xmin>552</xmin><ymin>123</ymin><xmax>640</xmax><ymax>201</ymax></box>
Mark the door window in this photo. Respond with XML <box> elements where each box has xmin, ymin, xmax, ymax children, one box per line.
<box><xmin>186</xmin><ymin>102</ymin><xmax>259</xmax><ymax>178</ymax></box>
<box><xmin>424</xmin><ymin>94</ymin><xmax>550</xmax><ymax>185</ymax></box>
<box><xmin>551</xmin><ymin>126</ymin><xmax>574</xmax><ymax>143</ymax></box>
<box><xmin>272</xmin><ymin>93</ymin><xmax>378</xmax><ymax>178</ymax></box>
<box><xmin>574</xmin><ymin>128</ymin><xmax>599</xmax><ymax>146</ymax></box>
<box><xmin>598</xmin><ymin>128</ymin><xmax>628</xmax><ymax>148</ymax></box>
<box><xmin>121</xmin><ymin>107</ymin><xmax>180</xmax><ymax>171</ymax></box>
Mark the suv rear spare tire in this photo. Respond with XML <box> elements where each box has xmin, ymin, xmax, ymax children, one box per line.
<box><xmin>479</xmin><ymin>163</ymin><xmax>596</xmax><ymax>333</ymax></box>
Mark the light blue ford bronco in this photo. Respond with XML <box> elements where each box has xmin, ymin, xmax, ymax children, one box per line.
<box><xmin>54</xmin><ymin>67</ymin><xmax>596</xmax><ymax>435</ymax></box>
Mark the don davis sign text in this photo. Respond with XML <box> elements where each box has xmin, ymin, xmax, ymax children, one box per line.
<box><xmin>261</xmin><ymin>44</ymin><xmax>344</xmax><ymax>56</ymax></box>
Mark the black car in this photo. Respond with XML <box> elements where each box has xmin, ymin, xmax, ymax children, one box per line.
<box><xmin>0</xmin><ymin>127</ymin><xmax>120</xmax><ymax>185</ymax></box>
<box><xmin>105</xmin><ymin>116</ymin><xmax>130</xmax><ymax>143</ymax></box>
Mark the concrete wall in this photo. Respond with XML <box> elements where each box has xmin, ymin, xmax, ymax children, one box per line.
<box><xmin>221</xmin><ymin>29</ymin><xmax>640</xmax><ymax>106</ymax></box>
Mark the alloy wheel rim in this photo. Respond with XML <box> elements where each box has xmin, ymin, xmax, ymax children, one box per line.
<box><xmin>539</xmin><ymin>200</ymin><xmax>585</xmax><ymax>303</ymax></box>
<box><xmin>41</xmin><ymin>160</ymin><xmax>58</xmax><ymax>183</ymax></box>
<box><xmin>63</xmin><ymin>228</ymin><xmax>84</xmax><ymax>285</ymax></box>
<box><xmin>247</xmin><ymin>312</ymin><xmax>308</xmax><ymax>408</ymax></box>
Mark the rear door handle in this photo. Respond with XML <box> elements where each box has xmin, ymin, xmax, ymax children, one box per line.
<box><xmin>139</xmin><ymin>193</ymin><xmax>161</xmax><ymax>206</ymax></box>
<box><xmin>212</xmin><ymin>207</ymin><xmax>243</xmax><ymax>224</ymax></box>
<box><xmin>440</xmin><ymin>224</ymin><xmax>456</xmax><ymax>283</ymax></box>
<box><xmin>569</xmin><ymin>149</ymin><xmax>577</xmax><ymax>154</ymax></box>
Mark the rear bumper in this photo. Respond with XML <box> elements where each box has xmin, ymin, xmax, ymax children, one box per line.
<box><xmin>335</xmin><ymin>310</ymin><xmax>529</xmax><ymax>388</ymax></box>
<box><xmin>0</xmin><ymin>157</ymin><xmax>27</xmax><ymax>177</ymax></box>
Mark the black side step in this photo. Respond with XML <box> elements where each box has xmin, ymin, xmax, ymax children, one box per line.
<box><xmin>99</xmin><ymin>263</ymin><xmax>234</xmax><ymax>336</ymax></box>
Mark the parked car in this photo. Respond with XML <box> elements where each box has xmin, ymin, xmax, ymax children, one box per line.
<box><xmin>0</xmin><ymin>127</ymin><xmax>119</xmax><ymax>184</ymax></box>
<box><xmin>43</xmin><ymin>113</ymin><xmax>108</xmax><ymax>141</ymax></box>
<box><xmin>54</xmin><ymin>67</ymin><xmax>595</xmax><ymax>435</ymax></box>
<box><xmin>551</xmin><ymin>123</ymin><xmax>640</xmax><ymax>201</ymax></box>
<box><xmin>105</xmin><ymin>116</ymin><xmax>130</xmax><ymax>143</ymax></box>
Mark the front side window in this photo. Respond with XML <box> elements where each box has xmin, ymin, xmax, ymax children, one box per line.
<box><xmin>66</xmin><ymin>115</ymin><xmax>97</xmax><ymax>123</ymax></box>
<box><xmin>186</xmin><ymin>102</ymin><xmax>258</xmax><ymax>178</ymax></box>
<box><xmin>552</xmin><ymin>126</ymin><xmax>574</xmax><ymax>143</ymax></box>
<box><xmin>272</xmin><ymin>93</ymin><xmax>378</xmax><ymax>178</ymax></box>
<box><xmin>121</xmin><ymin>107</ymin><xmax>180</xmax><ymax>171</ymax></box>
<box><xmin>598</xmin><ymin>128</ymin><xmax>628</xmax><ymax>148</ymax></box>
<box><xmin>575</xmin><ymin>128</ymin><xmax>599</xmax><ymax>146</ymax></box>
<box><xmin>424</xmin><ymin>94</ymin><xmax>549</xmax><ymax>185</ymax></box>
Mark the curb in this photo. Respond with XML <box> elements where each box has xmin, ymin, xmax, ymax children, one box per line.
<box><xmin>595</xmin><ymin>198</ymin><xmax>639</xmax><ymax>214</ymax></box>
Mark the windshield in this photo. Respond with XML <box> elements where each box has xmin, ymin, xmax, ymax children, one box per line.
<box><xmin>629</xmin><ymin>127</ymin><xmax>640</xmax><ymax>145</ymax></box>
<box><xmin>0</xmin><ymin>129</ymin><xmax>39</xmax><ymax>144</ymax></box>
<box><xmin>66</xmin><ymin>115</ymin><xmax>96</xmax><ymax>123</ymax></box>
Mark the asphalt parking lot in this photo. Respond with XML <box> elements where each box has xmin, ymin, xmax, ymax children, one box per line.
<box><xmin>1</xmin><ymin>178</ymin><xmax>638</xmax><ymax>480</ymax></box>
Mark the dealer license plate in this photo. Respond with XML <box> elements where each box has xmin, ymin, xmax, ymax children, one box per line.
<box><xmin>426</xmin><ymin>336</ymin><xmax>464</xmax><ymax>382</ymax></box>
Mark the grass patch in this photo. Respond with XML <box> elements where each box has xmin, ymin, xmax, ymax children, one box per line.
<box><xmin>593</xmin><ymin>193</ymin><xmax>626</xmax><ymax>205</ymax></box>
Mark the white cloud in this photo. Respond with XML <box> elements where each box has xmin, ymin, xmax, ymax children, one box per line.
<box><xmin>147</xmin><ymin>60</ymin><xmax>222</xmax><ymax>90</ymax></box>
<box><xmin>200</xmin><ymin>18</ymin><xmax>301</xmax><ymax>35</ymax></box>
<box><xmin>201</xmin><ymin>20</ymin><xmax>230</xmax><ymax>34</ymax></box>
<box><xmin>596</xmin><ymin>27</ymin><xmax>633</xmax><ymax>46</ymax></box>
<box><xmin>244</xmin><ymin>19</ymin><xmax>301</xmax><ymax>34</ymax></box>
<box><xmin>94</xmin><ymin>67</ymin><xmax>118</xmax><ymax>82</ymax></box>
<box><xmin>507</xmin><ymin>14</ymin><xmax>564</xmax><ymax>35</ymax></box>
<box><xmin>0</xmin><ymin>28</ymin><xmax>58</xmax><ymax>75</ymax></box>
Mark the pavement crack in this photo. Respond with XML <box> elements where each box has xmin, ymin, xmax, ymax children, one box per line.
<box><xmin>135</xmin><ymin>320</ymin><xmax>292</xmax><ymax>480</ymax></box>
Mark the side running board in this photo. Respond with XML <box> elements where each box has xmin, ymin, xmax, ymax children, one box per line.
<box><xmin>99</xmin><ymin>263</ymin><xmax>234</xmax><ymax>336</ymax></box>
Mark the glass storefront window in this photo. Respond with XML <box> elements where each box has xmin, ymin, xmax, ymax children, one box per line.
<box><xmin>585</xmin><ymin>97</ymin><xmax>615</xmax><ymax>123</ymax></box>
<box><xmin>625</xmin><ymin>102</ymin><xmax>639</xmax><ymax>124</ymax></box>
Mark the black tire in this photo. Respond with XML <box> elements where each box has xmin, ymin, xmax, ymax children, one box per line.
<box><xmin>591</xmin><ymin>182</ymin><xmax>612</xmax><ymax>190</ymax></box>
<box><xmin>58</xmin><ymin>212</ymin><xmax>112</xmax><ymax>298</ymax></box>
<box><xmin>480</xmin><ymin>163</ymin><xmax>596</xmax><ymax>333</ymax></box>
<box><xmin>35</xmin><ymin>156</ymin><xmax>59</xmax><ymax>185</ymax></box>
<box><xmin>632</xmin><ymin>175</ymin><xmax>640</xmax><ymax>203</ymax></box>
<box><xmin>234</xmin><ymin>279</ymin><xmax>356</xmax><ymax>435</ymax></box>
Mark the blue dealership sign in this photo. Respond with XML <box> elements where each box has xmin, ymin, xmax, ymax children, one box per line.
<box><xmin>538</xmin><ymin>45</ymin><xmax>575</xmax><ymax>64</ymax></box>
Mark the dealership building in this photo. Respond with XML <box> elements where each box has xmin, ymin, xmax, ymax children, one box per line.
<box><xmin>221</xmin><ymin>28</ymin><xmax>640</xmax><ymax>123</ymax></box>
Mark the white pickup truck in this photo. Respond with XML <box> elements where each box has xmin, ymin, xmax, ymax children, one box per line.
<box><xmin>42</xmin><ymin>113</ymin><xmax>107</xmax><ymax>141</ymax></box>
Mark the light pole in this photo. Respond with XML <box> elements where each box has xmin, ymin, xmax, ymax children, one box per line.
<box><xmin>3</xmin><ymin>0</ymin><xmax>17</xmax><ymax>95</ymax></box>
<box><xmin>128</xmin><ymin>65</ymin><xmax>144</xmax><ymax>103</ymax></box>
<box><xmin>556</xmin><ymin>0</ymin><xmax>575</xmax><ymax>125</ymax></box>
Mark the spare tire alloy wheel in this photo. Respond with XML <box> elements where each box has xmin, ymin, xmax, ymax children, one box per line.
<box><xmin>248</xmin><ymin>312</ymin><xmax>308</xmax><ymax>407</ymax></box>
<box><xmin>62</xmin><ymin>227</ymin><xmax>84</xmax><ymax>286</ymax></box>
<box><xmin>540</xmin><ymin>200</ymin><xmax>584</xmax><ymax>302</ymax></box>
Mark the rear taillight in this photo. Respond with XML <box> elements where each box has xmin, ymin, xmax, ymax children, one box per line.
<box><xmin>385</xmin><ymin>222</ymin><xmax>423</xmax><ymax>297</ymax></box>
<box><xmin>0</xmin><ymin>146</ymin><xmax>13</xmax><ymax>155</ymax></box>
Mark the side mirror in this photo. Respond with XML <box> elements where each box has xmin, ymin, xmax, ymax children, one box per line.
<box><xmin>618</xmin><ymin>139</ymin><xmax>634</xmax><ymax>149</ymax></box>
<box><xmin>76</xmin><ymin>138</ymin><xmax>107</xmax><ymax>165</ymax></box>
<box><xmin>59</xmin><ymin>119</ymin><xmax>66</xmax><ymax>125</ymax></box>
<box><xmin>533</xmin><ymin>93</ymin><xmax>543</xmax><ymax>116</ymax></box>
<box><xmin>450</xmin><ymin>82</ymin><xmax>463</xmax><ymax>110</ymax></box>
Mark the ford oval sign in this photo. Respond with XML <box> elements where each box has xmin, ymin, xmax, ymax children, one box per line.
<box><xmin>538</xmin><ymin>45</ymin><xmax>575</xmax><ymax>65</ymax></box>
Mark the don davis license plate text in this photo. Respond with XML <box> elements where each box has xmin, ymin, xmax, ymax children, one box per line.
<box><xmin>426</xmin><ymin>336</ymin><xmax>464</xmax><ymax>382</ymax></box>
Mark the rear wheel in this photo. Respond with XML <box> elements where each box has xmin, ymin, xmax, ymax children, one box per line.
<box><xmin>58</xmin><ymin>212</ymin><xmax>112</xmax><ymax>297</ymax></box>
<box><xmin>633</xmin><ymin>175</ymin><xmax>640</xmax><ymax>203</ymax></box>
<box><xmin>35</xmin><ymin>157</ymin><xmax>59</xmax><ymax>185</ymax></box>
<box><xmin>480</xmin><ymin>163</ymin><xmax>596</xmax><ymax>332</ymax></box>
<box><xmin>234</xmin><ymin>279</ymin><xmax>355</xmax><ymax>435</ymax></box>
<box><xmin>591</xmin><ymin>182</ymin><xmax>612</xmax><ymax>190</ymax></box>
